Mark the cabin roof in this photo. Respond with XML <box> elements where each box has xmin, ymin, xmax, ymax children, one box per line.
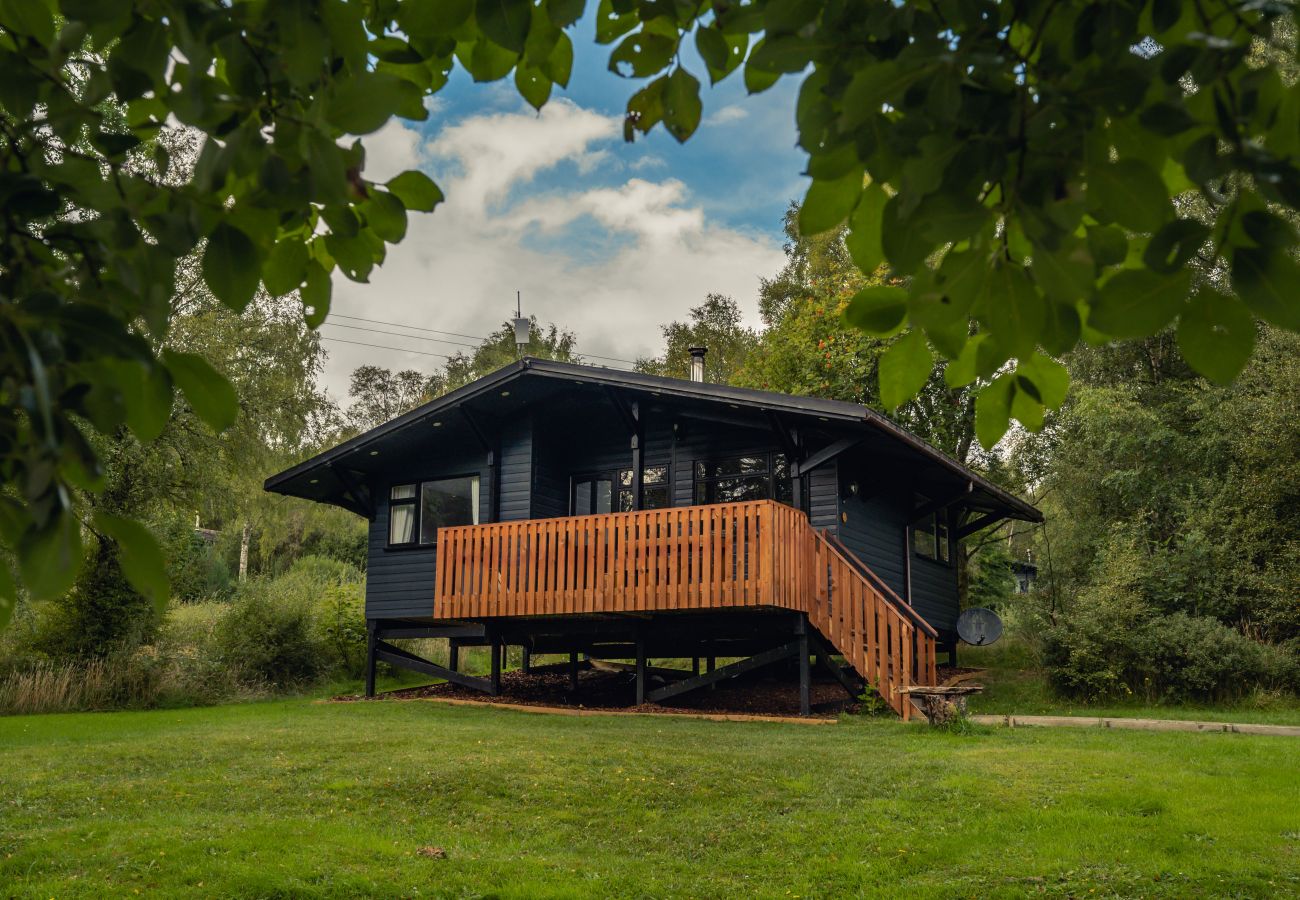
<box><xmin>265</xmin><ymin>357</ymin><xmax>1042</xmax><ymax>523</ymax></box>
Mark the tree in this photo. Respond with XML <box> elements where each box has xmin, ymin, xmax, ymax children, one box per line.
<box><xmin>636</xmin><ymin>293</ymin><xmax>757</xmax><ymax>384</ymax></box>
<box><xmin>2</xmin><ymin>1</ymin><xmax>1297</xmax><ymax>624</ymax></box>
<box><xmin>433</xmin><ymin>317</ymin><xmax>579</xmax><ymax>396</ymax></box>
<box><xmin>345</xmin><ymin>366</ymin><xmax>434</xmax><ymax>434</ymax></box>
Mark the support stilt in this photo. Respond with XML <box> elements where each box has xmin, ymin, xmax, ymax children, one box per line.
<box><xmin>448</xmin><ymin>641</ymin><xmax>459</xmax><ymax>673</ymax></box>
<box><xmin>796</xmin><ymin>615</ymin><xmax>811</xmax><ymax>717</ymax></box>
<box><xmin>364</xmin><ymin>621</ymin><xmax>377</xmax><ymax>698</ymax></box>
<box><xmin>568</xmin><ymin>650</ymin><xmax>579</xmax><ymax>691</ymax></box>
<box><xmin>707</xmin><ymin>655</ymin><xmax>715</xmax><ymax>691</ymax></box>
<box><xmin>521</xmin><ymin>647</ymin><xmax>532</xmax><ymax>674</ymax></box>
<box><xmin>635</xmin><ymin>635</ymin><xmax>647</xmax><ymax>705</ymax></box>
<box><xmin>490</xmin><ymin>632</ymin><xmax>502</xmax><ymax>696</ymax></box>
<box><xmin>692</xmin><ymin>656</ymin><xmax>700</xmax><ymax>676</ymax></box>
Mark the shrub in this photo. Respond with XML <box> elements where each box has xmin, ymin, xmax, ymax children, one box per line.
<box><xmin>214</xmin><ymin>583</ymin><xmax>326</xmax><ymax>687</ymax></box>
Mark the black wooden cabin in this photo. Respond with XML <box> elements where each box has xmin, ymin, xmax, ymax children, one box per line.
<box><xmin>265</xmin><ymin>357</ymin><xmax>1040</xmax><ymax>717</ymax></box>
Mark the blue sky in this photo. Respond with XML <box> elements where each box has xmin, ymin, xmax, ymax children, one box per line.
<box><xmin>320</xmin><ymin>17</ymin><xmax>809</xmax><ymax>399</ymax></box>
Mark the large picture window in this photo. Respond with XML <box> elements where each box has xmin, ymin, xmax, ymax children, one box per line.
<box><xmin>694</xmin><ymin>453</ymin><xmax>792</xmax><ymax>506</ymax></box>
<box><xmin>388</xmin><ymin>476</ymin><xmax>479</xmax><ymax>546</ymax></box>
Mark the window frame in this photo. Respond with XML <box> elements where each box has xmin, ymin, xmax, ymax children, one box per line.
<box><xmin>693</xmin><ymin>452</ymin><xmax>792</xmax><ymax>507</ymax></box>
<box><xmin>386</xmin><ymin>474</ymin><xmax>481</xmax><ymax>549</ymax></box>
<box><xmin>911</xmin><ymin>499</ymin><xmax>952</xmax><ymax>567</ymax></box>
<box><xmin>571</xmin><ymin>464</ymin><xmax>671</xmax><ymax>515</ymax></box>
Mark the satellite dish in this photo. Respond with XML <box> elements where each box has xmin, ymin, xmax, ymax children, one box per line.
<box><xmin>957</xmin><ymin>607</ymin><xmax>1003</xmax><ymax>646</ymax></box>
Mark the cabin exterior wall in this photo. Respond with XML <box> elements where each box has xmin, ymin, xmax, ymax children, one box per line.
<box><xmin>835</xmin><ymin>458</ymin><xmax>960</xmax><ymax>636</ymax></box>
<box><xmin>364</xmin><ymin>401</ymin><xmax>956</xmax><ymax>630</ymax></box>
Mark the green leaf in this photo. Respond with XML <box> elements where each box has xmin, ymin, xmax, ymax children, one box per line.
<box><xmin>546</xmin><ymin>0</ymin><xmax>585</xmax><ymax>28</ymax></box>
<box><xmin>915</xmin><ymin>192</ymin><xmax>990</xmax><ymax>245</ymax></box>
<box><xmin>975</xmin><ymin>374</ymin><xmax>1014</xmax><ymax>449</ymax></box>
<box><xmin>327</xmin><ymin>71</ymin><xmax>413</xmax><ymax>135</ymax></box>
<box><xmin>880</xmin><ymin>194</ymin><xmax>935</xmax><ymax>275</ymax></box>
<box><xmin>476</xmin><ymin>0</ymin><xmax>532</xmax><ymax>52</ymax></box>
<box><xmin>843</xmin><ymin>286</ymin><xmax>907</xmax><ymax>336</ymax></box>
<box><xmin>1010</xmin><ymin>378</ymin><xmax>1045</xmax><ymax>431</ymax></box>
<box><xmin>1016</xmin><ymin>353</ymin><xmax>1070</xmax><ymax>409</ymax></box>
<box><xmin>364</xmin><ymin>190</ymin><xmax>408</xmax><ymax>243</ymax></box>
<box><xmin>695</xmin><ymin>26</ymin><xmax>745</xmax><ymax>85</ymax></box>
<box><xmin>1087</xmin><ymin>159</ymin><xmax>1171</xmax><ymax>232</ymax></box>
<box><xmin>662</xmin><ymin>67</ymin><xmax>702</xmax><ymax>143</ymax></box>
<box><xmin>93</xmin><ymin>511</ymin><xmax>169</xmax><ymax>612</ymax></box>
<box><xmin>542</xmin><ymin>31</ymin><xmax>574</xmax><ymax>87</ymax></box>
<box><xmin>163</xmin><ymin>349</ymin><xmax>238</xmax><ymax>432</ymax></box>
<box><xmin>798</xmin><ymin>166</ymin><xmax>863</xmax><ymax>236</ymax></box>
<box><xmin>1177</xmin><ymin>291</ymin><xmax>1256</xmax><ymax>384</ymax></box>
<box><xmin>1032</xmin><ymin>238</ymin><xmax>1094</xmax><ymax>304</ymax></box>
<box><xmin>594</xmin><ymin>0</ymin><xmax>636</xmax><ymax>44</ymax></box>
<box><xmin>1230</xmin><ymin>248</ymin><xmax>1300</xmax><ymax>330</ymax></box>
<box><xmin>1089</xmin><ymin>268</ymin><xmax>1191</xmax><ymax>338</ymax></box>
<box><xmin>109</xmin><ymin>359</ymin><xmax>173</xmax><ymax>443</ymax></box>
<box><xmin>984</xmin><ymin>264</ymin><xmax>1046</xmax><ymax>356</ymax></box>
<box><xmin>0</xmin><ymin>0</ymin><xmax>55</xmax><ymax>44</ymax></box>
<box><xmin>743</xmin><ymin>40</ymin><xmax>780</xmax><ymax>94</ymax></box>
<box><xmin>301</xmin><ymin>261</ymin><xmax>332</xmax><ymax>328</ymax></box>
<box><xmin>202</xmin><ymin>223</ymin><xmax>261</xmax><ymax>312</ymax></box>
<box><xmin>609</xmin><ymin>32</ymin><xmax>676</xmax><ymax>78</ymax></box>
<box><xmin>387</xmin><ymin>170</ymin><xmax>444</xmax><ymax>212</ymax></box>
<box><xmin>944</xmin><ymin>334</ymin><xmax>985</xmax><ymax>388</ymax></box>
<box><xmin>841</xmin><ymin>61</ymin><xmax>927</xmax><ymax>128</ymax></box>
<box><xmin>1143</xmin><ymin>218</ymin><xmax>1210</xmax><ymax>274</ymax></box>
<box><xmin>264</xmin><ymin>239</ymin><xmax>311</xmax><ymax>297</ymax></box>
<box><xmin>845</xmin><ymin>182</ymin><xmax>886</xmax><ymax>273</ymax></box>
<box><xmin>1086</xmin><ymin>224</ymin><xmax>1128</xmax><ymax>268</ymax></box>
<box><xmin>878</xmin><ymin>330</ymin><xmax>933</xmax><ymax>411</ymax></box>
<box><xmin>515</xmin><ymin>62</ymin><xmax>553</xmax><ymax>110</ymax></box>
<box><xmin>18</xmin><ymin>510</ymin><xmax>83</xmax><ymax>601</ymax></box>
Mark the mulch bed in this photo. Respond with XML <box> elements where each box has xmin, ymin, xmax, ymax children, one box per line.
<box><xmin>335</xmin><ymin>660</ymin><xmax>862</xmax><ymax>719</ymax></box>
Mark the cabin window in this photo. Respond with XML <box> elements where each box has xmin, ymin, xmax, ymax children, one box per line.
<box><xmin>389</xmin><ymin>484</ymin><xmax>418</xmax><ymax>545</ymax></box>
<box><xmin>911</xmin><ymin>496</ymin><xmax>950</xmax><ymax>564</ymax></box>
<box><xmin>618</xmin><ymin>466</ymin><xmax>669</xmax><ymax>512</ymax></box>
<box><xmin>573</xmin><ymin>466</ymin><xmax>670</xmax><ymax>514</ymax></box>
<box><xmin>388</xmin><ymin>476</ymin><xmax>479</xmax><ymax>546</ymax></box>
<box><xmin>694</xmin><ymin>453</ymin><xmax>792</xmax><ymax>506</ymax></box>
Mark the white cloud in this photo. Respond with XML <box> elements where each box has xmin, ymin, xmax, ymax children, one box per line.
<box><xmin>707</xmin><ymin>105</ymin><xmax>749</xmax><ymax>125</ymax></box>
<box><xmin>323</xmin><ymin>100</ymin><xmax>783</xmax><ymax>399</ymax></box>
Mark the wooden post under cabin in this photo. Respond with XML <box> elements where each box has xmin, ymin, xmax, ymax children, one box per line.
<box><xmin>490</xmin><ymin>633</ymin><xmax>502</xmax><ymax>696</ymax></box>
<box><xmin>365</xmin><ymin>621</ymin><xmax>377</xmax><ymax>699</ymax></box>
<box><xmin>797</xmin><ymin>615</ymin><xmax>811</xmax><ymax>717</ymax></box>
<box><xmin>635</xmin><ymin>635</ymin><xmax>647</xmax><ymax>705</ymax></box>
<box><xmin>707</xmin><ymin>655</ymin><xmax>715</xmax><ymax>691</ymax></box>
<box><xmin>521</xmin><ymin>647</ymin><xmax>532</xmax><ymax>674</ymax></box>
<box><xmin>448</xmin><ymin>641</ymin><xmax>459</xmax><ymax>672</ymax></box>
<box><xmin>568</xmin><ymin>650</ymin><xmax>579</xmax><ymax>691</ymax></box>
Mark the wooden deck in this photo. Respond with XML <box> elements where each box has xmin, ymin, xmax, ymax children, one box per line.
<box><xmin>434</xmin><ymin>499</ymin><xmax>938</xmax><ymax>718</ymax></box>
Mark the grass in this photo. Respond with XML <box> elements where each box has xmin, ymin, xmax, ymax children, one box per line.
<box><xmin>962</xmin><ymin>641</ymin><xmax>1300</xmax><ymax>726</ymax></box>
<box><xmin>2</xmin><ymin>699</ymin><xmax>1298</xmax><ymax>898</ymax></box>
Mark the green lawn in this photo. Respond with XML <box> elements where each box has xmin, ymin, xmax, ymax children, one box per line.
<box><xmin>2</xmin><ymin>699</ymin><xmax>1298</xmax><ymax>898</ymax></box>
<box><xmin>962</xmin><ymin>643</ymin><xmax>1300</xmax><ymax>726</ymax></box>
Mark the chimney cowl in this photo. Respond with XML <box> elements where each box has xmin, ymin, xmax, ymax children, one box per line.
<box><xmin>688</xmin><ymin>346</ymin><xmax>707</xmax><ymax>383</ymax></box>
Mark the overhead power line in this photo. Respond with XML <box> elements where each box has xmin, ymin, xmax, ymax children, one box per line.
<box><xmin>328</xmin><ymin>310</ymin><xmax>643</xmax><ymax>367</ymax></box>
<box><xmin>318</xmin><ymin>336</ymin><xmax>636</xmax><ymax>371</ymax></box>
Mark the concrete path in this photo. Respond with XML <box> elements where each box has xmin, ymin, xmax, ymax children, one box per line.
<box><xmin>971</xmin><ymin>713</ymin><xmax>1300</xmax><ymax>737</ymax></box>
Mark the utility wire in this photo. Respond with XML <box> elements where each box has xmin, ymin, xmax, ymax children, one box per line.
<box><xmin>321</xmin><ymin>321</ymin><xmax>481</xmax><ymax>350</ymax></box>
<box><xmin>328</xmin><ymin>310</ymin><xmax>643</xmax><ymax>367</ymax></box>
<box><xmin>319</xmin><ymin>336</ymin><xmax>636</xmax><ymax>370</ymax></box>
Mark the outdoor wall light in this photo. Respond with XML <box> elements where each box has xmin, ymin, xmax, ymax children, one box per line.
<box><xmin>369</xmin><ymin>450</ymin><xmax>379</xmax><ymax>456</ymax></box>
<box><xmin>501</xmin><ymin>390</ymin><xmax>510</xmax><ymax>397</ymax></box>
<box><xmin>309</xmin><ymin>478</ymin><xmax>319</xmax><ymax>484</ymax></box>
<box><xmin>433</xmin><ymin>421</ymin><xmax>442</xmax><ymax>427</ymax></box>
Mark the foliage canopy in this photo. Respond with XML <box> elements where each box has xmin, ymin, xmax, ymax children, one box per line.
<box><xmin>1</xmin><ymin>0</ymin><xmax>1298</xmax><ymax>618</ymax></box>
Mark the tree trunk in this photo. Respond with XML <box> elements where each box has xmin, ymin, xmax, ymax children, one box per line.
<box><xmin>239</xmin><ymin>521</ymin><xmax>250</xmax><ymax>581</ymax></box>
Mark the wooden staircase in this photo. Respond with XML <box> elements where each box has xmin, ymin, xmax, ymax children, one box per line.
<box><xmin>435</xmin><ymin>499</ymin><xmax>939</xmax><ymax>718</ymax></box>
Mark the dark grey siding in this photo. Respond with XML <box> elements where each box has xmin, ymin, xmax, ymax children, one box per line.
<box><xmin>836</xmin><ymin>457</ymin><xmax>960</xmax><ymax>635</ymax></box>
<box><xmin>806</xmin><ymin>461</ymin><xmax>838</xmax><ymax>531</ymax></box>
<box><xmin>498</xmin><ymin>418</ymin><xmax>532</xmax><ymax>522</ymax></box>
<box><xmin>365</xmin><ymin>442</ymin><xmax>493</xmax><ymax>621</ymax></box>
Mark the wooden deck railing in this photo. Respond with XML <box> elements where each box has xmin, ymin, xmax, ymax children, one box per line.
<box><xmin>433</xmin><ymin>499</ymin><xmax>937</xmax><ymax>717</ymax></box>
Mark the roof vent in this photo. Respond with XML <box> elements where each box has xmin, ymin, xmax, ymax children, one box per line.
<box><xmin>688</xmin><ymin>346</ymin><xmax>707</xmax><ymax>383</ymax></box>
